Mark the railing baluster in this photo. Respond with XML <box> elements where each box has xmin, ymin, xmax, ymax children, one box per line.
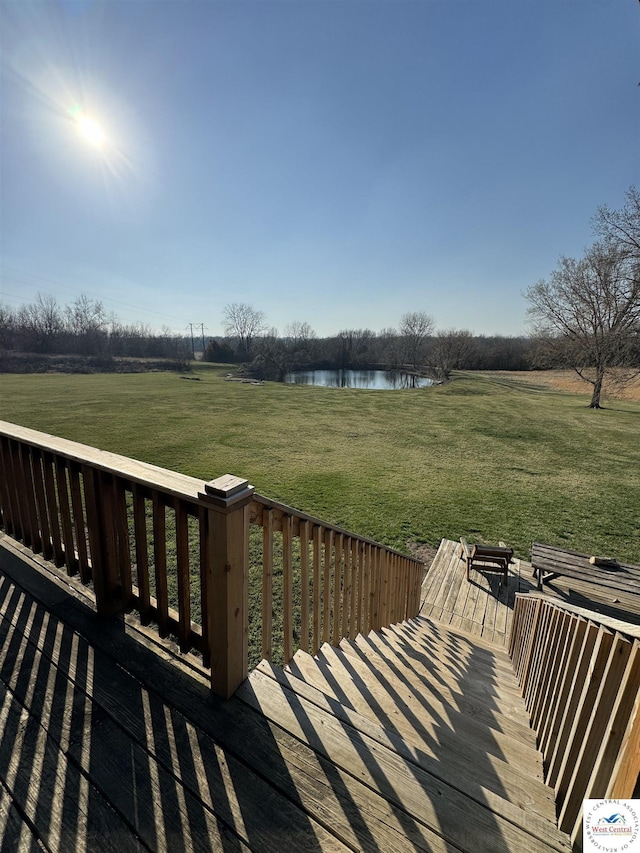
<box><xmin>349</xmin><ymin>537</ymin><xmax>358</xmax><ymax>638</ymax></box>
<box><xmin>19</xmin><ymin>443</ymin><xmax>40</xmax><ymax>552</ymax></box>
<box><xmin>389</xmin><ymin>554</ymin><xmax>398</xmax><ymax>625</ymax></box>
<box><xmin>111</xmin><ymin>479</ymin><xmax>132</xmax><ymax>611</ymax></box>
<box><xmin>54</xmin><ymin>457</ymin><xmax>76</xmax><ymax>575</ymax></box>
<box><xmin>261</xmin><ymin>508</ymin><xmax>273</xmax><ymax>661</ymax></box>
<box><xmin>42</xmin><ymin>451</ymin><xmax>65</xmax><ymax>567</ymax></box>
<box><xmin>355</xmin><ymin>542</ymin><xmax>363</xmax><ymax>635</ymax></box>
<box><xmin>7</xmin><ymin>439</ymin><xmax>27</xmax><ymax>544</ymax></box>
<box><xmin>198</xmin><ymin>504</ymin><xmax>211</xmax><ymax>668</ymax></box>
<box><xmin>362</xmin><ymin>544</ymin><xmax>371</xmax><ymax>635</ymax></box>
<box><xmin>312</xmin><ymin>525</ymin><xmax>321</xmax><ymax>654</ymax></box>
<box><xmin>133</xmin><ymin>484</ymin><xmax>152</xmax><ymax>625</ymax></box>
<box><xmin>283</xmin><ymin>514</ymin><xmax>293</xmax><ymax>664</ymax></box>
<box><xmin>332</xmin><ymin>533</ymin><xmax>343</xmax><ymax>646</ymax></box>
<box><xmin>152</xmin><ymin>490</ymin><xmax>170</xmax><ymax>637</ymax></box>
<box><xmin>370</xmin><ymin>547</ymin><xmax>381</xmax><ymax>631</ymax></box>
<box><xmin>340</xmin><ymin>537</ymin><xmax>350</xmax><ymax>640</ymax></box>
<box><xmin>30</xmin><ymin>448</ymin><xmax>53</xmax><ymax>561</ymax></box>
<box><xmin>175</xmin><ymin>499</ymin><xmax>191</xmax><ymax>653</ymax></box>
<box><xmin>68</xmin><ymin>461</ymin><xmax>90</xmax><ymax>582</ymax></box>
<box><xmin>322</xmin><ymin>528</ymin><xmax>332</xmax><ymax>645</ymax></box>
<box><xmin>299</xmin><ymin>519</ymin><xmax>310</xmax><ymax>654</ymax></box>
<box><xmin>0</xmin><ymin>438</ymin><xmax>15</xmax><ymax>536</ymax></box>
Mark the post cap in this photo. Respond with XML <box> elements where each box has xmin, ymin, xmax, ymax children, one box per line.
<box><xmin>198</xmin><ymin>474</ymin><xmax>255</xmax><ymax>507</ymax></box>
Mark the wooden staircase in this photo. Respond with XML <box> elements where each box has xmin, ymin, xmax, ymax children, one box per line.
<box><xmin>247</xmin><ymin>615</ymin><xmax>571</xmax><ymax>852</ymax></box>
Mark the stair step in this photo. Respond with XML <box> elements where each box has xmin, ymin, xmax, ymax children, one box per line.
<box><xmin>398</xmin><ymin>616</ymin><xmax>518</xmax><ymax>669</ymax></box>
<box><xmin>368</xmin><ymin>626</ymin><xmax>528</xmax><ymax>710</ymax></box>
<box><xmin>296</xmin><ymin>640</ymin><xmax>542</xmax><ymax>781</ymax></box>
<box><xmin>253</xmin><ymin>662</ymin><xmax>570</xmax><ymax>852</ymax></box>
<box><xmin>329</xmin><ymin>637</ymin><xmax>537</xmax><ymax>750</ymax></box>
<box><xmin>350</xmin><ymin>631</ymin><xmax>530</xmax><ymax>724</ymax></box>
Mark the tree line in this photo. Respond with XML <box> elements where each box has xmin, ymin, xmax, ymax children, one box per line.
<box><xmin>208</xmin><ymin>303</ymin><xmax>534</xmax><ymax>380</ymax></box>
<box><xmin>0</xmin><ymin>294</ymin><xmax>191</xmax><ymax>364</ymax></box>
<box><xmin>217</xmin><ymin>186</ymin><xmax>640</xmax><ymax>406</ymax></box>
<box><xmin>3</xmin><ymin>187</ymin><xmax>637</xmax><ymax>399</ymax></box>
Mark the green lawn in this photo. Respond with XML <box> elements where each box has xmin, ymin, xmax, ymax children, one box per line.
<box><xmin>1</xmin><ymin>364</ymin><xmax>639</xmax><ymax>564</ymax></box>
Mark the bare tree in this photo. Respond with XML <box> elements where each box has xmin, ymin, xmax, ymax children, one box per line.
<box><xmin>335</xmin><ymin>328</ymin><xmax>375</xmax><ymax>367</ymax></box>
<box><xmin>378</xmin><ymin>327</ymin><xmax>404</xmax><ymax>369</ymax></box>
<box><xmin>253</xmin><ymin>327</ymin><xmax>290</xmax><ymax>380</ymax></box>
<box><xmin>283</xmin><ymin>321</ymin><xmax>317</xmax><ymax>367</ymax></box>
<box><xmin>66</xmin><ymin>294</ymin><xmax>108</xmax><ymax>354</ymax></box>
<box><xmin>222</xmin><ymin>303</ymin><xmax>266</xmax><ymax>359</ymax></box>
<box><xmin>0</xmin><ymin>303</ymin><xmax>16</xmax><ymax>350</ymax></box>
<box><xmin>283</xmin><ymin>320</ymin><xmax>315</xmax><ymax>346</ymax></box>
<box><xmin>426</xmin><ymin>328</ymin><xmax>475</xmax><ymax>381</ymax></box>
<box><xmin>18</xmin><ymin>294</ymin><xmax>64</xmax><ymax>353</ymax></box>
<box><xmin>594</xmin><ymin>185</ymin><xmax>640</xmax><ymax>263</ymax></box>
<box><xmin>399</xmin><ymin>311</ymin><xmax>435</xmax><ymax>370</ymax></box>
<box><xmin>526</xmin><ymin>243</ymin><xmax>640</xmax><ymax>408</ymax></box>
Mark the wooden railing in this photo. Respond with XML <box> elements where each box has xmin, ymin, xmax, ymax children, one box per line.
<box><xmin>250</xmin><ymin>494</ymin><xmax>423</xmax><ymax>666</ymax></box>
<box><xmin>509</xmin><ymin>594</ymin><xmax>640</xmax><ymax>849</ymax></box>
<box><xmin>0</xmin><ymin>420</ymin><xmax>423</xmax><ymax>698</ymax></box>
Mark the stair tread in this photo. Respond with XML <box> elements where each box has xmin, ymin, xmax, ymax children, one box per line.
<box><xmin>255</xmin><ymin>662</ymin><xmax>569</xmax><ymax>852</ymax></box>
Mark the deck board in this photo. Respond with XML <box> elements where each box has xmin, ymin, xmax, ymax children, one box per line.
<box><xmin>420</xmin><ymin>540</ymin><xmax>532</xmax><ymax>645</ymax></box>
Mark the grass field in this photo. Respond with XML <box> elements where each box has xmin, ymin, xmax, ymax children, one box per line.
<box><xmin>1</xmin><ymin>364</ymin><xmax>639</xmax><ymax>564</ymax></box>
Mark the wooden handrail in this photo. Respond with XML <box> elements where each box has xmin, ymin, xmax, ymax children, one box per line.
<box><xmin>249</xmin><ymin>495</ymin><xmax>423</xmax><ymax>666</ymax></box>
<box><xmin>509</xmin><ymin>593</ymin><xmax>640</xmax><ymax>849</ymax></box>
<box><xmin>250</xmin><ymin>492</ymin><xmax>423</xmax><ymax>563</ymax></box>
<box><xmin>0</xmin><ymin>419</ymin><xmax>424</xmax><ymax>697</ymax></box>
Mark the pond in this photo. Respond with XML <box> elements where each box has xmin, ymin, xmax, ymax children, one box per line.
<box><xmin>283</xmin><ymin>369</ymin><xmax>433</xmax><ymax>390</ymax></box>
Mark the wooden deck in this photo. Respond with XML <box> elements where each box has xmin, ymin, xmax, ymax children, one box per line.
<box><xmin>0</xmin><ymin>534</ymin><xmax>570</xmax><ymax>852</ymax></box>
<box><xmin>419</xmin><ymin>538</ymin><xmax>537</xmax><ymax>645</ymax></box>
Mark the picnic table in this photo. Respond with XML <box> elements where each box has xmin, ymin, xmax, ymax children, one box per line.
<box><xmin>531</xmin><ymin>542</ymin><xmax>640</xmax><ymax>615</ymax></box>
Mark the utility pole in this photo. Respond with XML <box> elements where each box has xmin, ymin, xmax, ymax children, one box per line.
<box><xmin>187</xmin><ymin>324</ymin><xmax>196</xmax><ymax>360</ymax></box>
<box><xmin>199</xmin><ymin>323</ymin><xmax>206</xmax><ymax>355</ymax></box>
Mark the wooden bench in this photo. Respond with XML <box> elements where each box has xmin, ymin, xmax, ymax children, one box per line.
<box><xmin>460</xmin><ymin>538</ymin><xmax>513</xmax><ymax>584</ymax></box>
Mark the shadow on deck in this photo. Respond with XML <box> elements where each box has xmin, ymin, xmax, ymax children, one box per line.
<box><xmin>0</xmin><ymin>534</ymin><xmax>570</xmax><ymax>852</ymax></box>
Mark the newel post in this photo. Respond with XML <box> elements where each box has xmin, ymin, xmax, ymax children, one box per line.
<box><xmin>199</xmin><ymin>474</ymin><xmax>255</xmax><ymax>700</ymax></box>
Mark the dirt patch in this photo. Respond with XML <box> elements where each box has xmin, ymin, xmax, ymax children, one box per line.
<box><xmin>407</xmin><ymin>540</ymin><xmax>439</xmax><ymax>570</ymax></box>
<box><xmin>481</xmin><ymin>369</ymin><xmax>640</xmax><ymax>402</ymax></box>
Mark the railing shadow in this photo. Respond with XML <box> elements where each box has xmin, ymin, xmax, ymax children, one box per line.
<box><xmin>0</xmin><ymin>536</ymin><xmax>565</xmax><ymax>852</ymax></box>
<box><xmin>268</xmin><ymin>551</ymin><xmax>561</xmax><ymax>851</ymax></box>
<box><xmin>262</xmin><ymin>636</ymin><xmax>527</xmax><ymax>853</ymax></box>
<box><xmin>0</xmin><ymin>543</ymin><xmax>330</xmax><ymax>852</ymax></box>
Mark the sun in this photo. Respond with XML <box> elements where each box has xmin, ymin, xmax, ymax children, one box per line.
<box><xmin>77</xmin><ymin>114</ymin><xmax>107</xmax><ymax>147</ymax></box>
<box><xmin>68</xmin><ymin>104</ymin><xmax>107</xmax><ymax>148</ymax></box>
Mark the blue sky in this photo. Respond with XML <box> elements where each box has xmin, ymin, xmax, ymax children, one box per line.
<box><xmin>1</xmin><ymin>0</ymin><xmax>638</xmax><ymax>338</ymax></box>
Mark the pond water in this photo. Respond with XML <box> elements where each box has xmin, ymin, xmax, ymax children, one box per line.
<box><xmin>283</xmin><ymin>369</ymin><xmax>433</xmax><ymax>390</ymax></box>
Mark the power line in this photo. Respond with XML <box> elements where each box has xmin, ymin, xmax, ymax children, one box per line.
<box><xmin>0</xmin><ymin>264</ymin><xmax>192</xmax><ymax>328</ymax></box>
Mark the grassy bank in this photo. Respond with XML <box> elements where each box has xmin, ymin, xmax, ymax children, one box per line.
<box><xmin>1</xmin><ymin>364</ymin><xmax>639</xmax><ymax>563</ymax></box>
